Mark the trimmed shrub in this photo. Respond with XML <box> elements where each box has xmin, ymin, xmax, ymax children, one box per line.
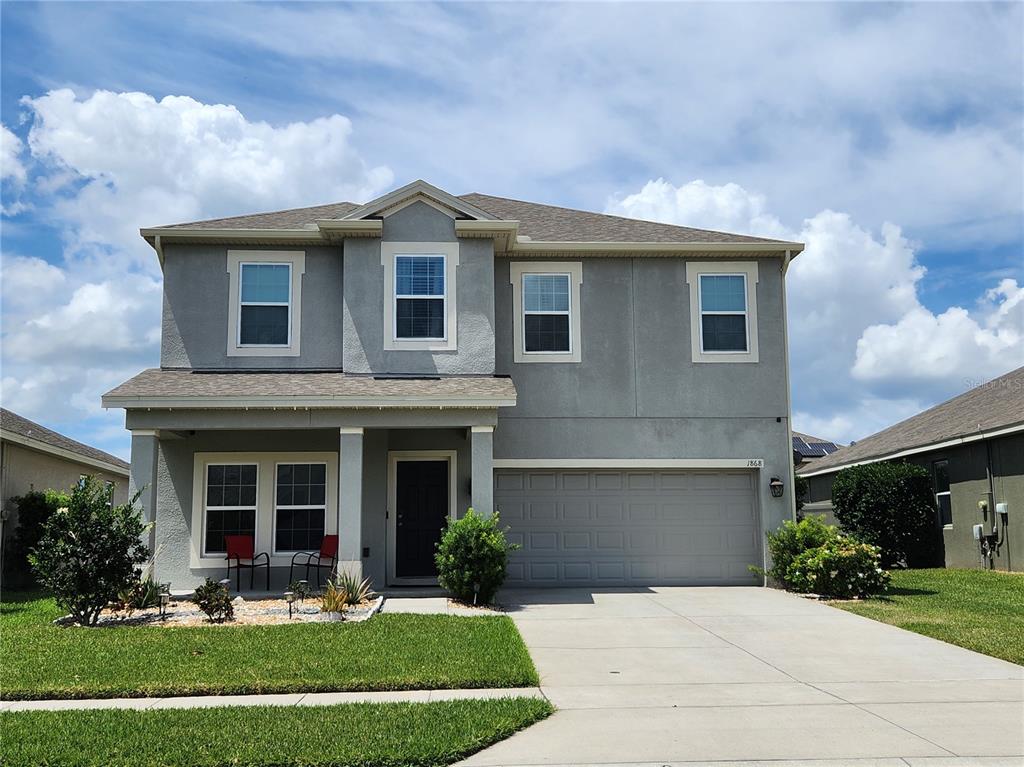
<box><xmin>435</xmin><ymin>508</ymin><xmax>518</xmax><ymax>605</ymax></box>
<box><xmin>5</xmin><ymin>489</ymin><xmax>70</xmax><ymax>583</ymax></box>
<box><xmin>28</xmin><ymin>477</ymin><xmax>149</xmax><ymax>626</ymax></box>
<box><xmin>832</xmin><ymin>462</ymin><xmax>937</xmax><ymax>567</ymax></box>
<box><xmin>194</xmin><ymin>578</ymin><xmax>234</xmax><ymax>623</ymax></box>
<box><xmin>794</xmin><ymin>473</ymin><xmax>809</xmax><ymax>514</ymax></box>
<box><xmin>758</xmin><ymin>516</ymin><xmax>839</xmax><ymax>589</ymax></box>
<box><xmin>787</xmin><ymin>536</ymin><xmax>890</xmax><ymax>598</ymax></box>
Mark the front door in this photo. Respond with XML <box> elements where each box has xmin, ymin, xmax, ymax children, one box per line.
<box><xmin>394</xmin><ymin>459</ymin><xmax>450</xmax><ymax>579</ymax></box>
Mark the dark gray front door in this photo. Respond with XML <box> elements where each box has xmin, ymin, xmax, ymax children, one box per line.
<box><xmin>395</xmin><ymin>460</ymin><xmax>449</xmax><ymax>578</ymax></box>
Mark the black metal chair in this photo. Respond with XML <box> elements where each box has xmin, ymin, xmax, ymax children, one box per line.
<box><xmin>289</xmin><ymin>534</ymin><xmax>338</xmax><ymax>588</ymax></box>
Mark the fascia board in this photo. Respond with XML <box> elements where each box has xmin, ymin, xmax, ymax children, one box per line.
<box><xmin>102</xmin><ymin>395</ymin><xmax>517</xmax><ymax>410</ymax></box>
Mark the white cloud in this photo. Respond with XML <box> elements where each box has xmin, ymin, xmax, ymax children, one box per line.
<box><xmin>607</xmin><ymin>179</ymin><xmax>1024</xmax><ymax>444</ymax></box>
<box><xmin>2</xmin><ymin>90</ymin><xmax>392</xmax><ymax>456</ymax></box>
<box><xmin>1</xmin><ymin>124</ymin><xmax>29</xmax><ymax>214</ymax></box>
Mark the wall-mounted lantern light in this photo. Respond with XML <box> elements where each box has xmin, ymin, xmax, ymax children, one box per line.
<box><xmin>769</xmin><ymin>477</ymin><xmax>785</xmax><ymax>498</ymax></box>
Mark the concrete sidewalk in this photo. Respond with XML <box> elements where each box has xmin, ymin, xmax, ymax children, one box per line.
<box><xmin>459</xmin><ymin>587</ymin><xmax>1024</xmax><ymax>767</ymax></box>
<box><xmin>1</xmin><ymin>687</ymin><xmax>545</xmax><ymax>712</ymax></box>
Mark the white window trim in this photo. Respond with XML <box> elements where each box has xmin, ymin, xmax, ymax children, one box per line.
<box><xmin>200</xmin><ymin>462</ymin><xmax>259</xmax><ymax>559</ymax></box>
<box><xmin>685</xmin><ymin>261</ymin><xmax>759</xmax><ymax>363</ymax></box>
<box><xmin>510</xmin><ymin>261</ymin><xmax>583</xmax><ymax>363</ymax></box>
<box><xmin>381</xmin><ymin>242</ymin><xmax>459</xmax><ymax>352</ymax></box>
<box><xmin>190</xmin><ymin>452</ymin><xmax>338</xmax><ymax>569</ymax></box>
<box><xmin>227</xmin><ymin>250</ymin><xmax>305</xmax><ymax>357</ymax></box>
<box><xmin>272</xmin><ymin>461</ymin><xmax>329</xmax><ymax>555</ymax></box>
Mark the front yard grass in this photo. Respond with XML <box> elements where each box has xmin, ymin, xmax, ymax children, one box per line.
<box><xmin>0</xmin><ymin>697</ymin><xmax>554</xmax><ymax>767</ymax></box>
<box><xmin>1</xmin><ymin>592</ymin><xmax>539</xmax><ymax>700</ymax></box>
<box><xmin>832</xmin><ymin>568</ymin><xmax>1024</xmax><ymax>665</ymax></box>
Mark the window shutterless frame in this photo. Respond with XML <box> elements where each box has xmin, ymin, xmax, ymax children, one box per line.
<box><xmin>393</xmin><ymin>254</ymin><xmax>446</xmax><ymax>342</ymax></box>
<box><xmin>238</xmin><ymin>262</ymin><xmax>292</xmax><ymax>348</ymax></box>
<box><xmin>521</xmin><ymin>272</ymin><xmax>573</xmax><ymax>355</ymax></box>
<box><xmin>202</xmin><ymin>463</ymin><xmax>259</xmax><ymax>557</ymax></box>
<box><xmin>697</xmin><ymin>273</ymin><xmax>749</xmax><ymax>354</ymax></box>
<box><xmin>510</xmin><ymin>261</ymin><xmax>583</xmax><ymax>364</ymax></box>
<box><xmin>272</xmin><ymin>461</ymin><xmax>328</xmax><ymax>554</ymax></box>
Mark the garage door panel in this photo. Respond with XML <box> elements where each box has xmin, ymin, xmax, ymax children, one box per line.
<box><xmin>497</xmin><ymin>469</ymin><xmax>760</xmax><ymax>586</ymax></box>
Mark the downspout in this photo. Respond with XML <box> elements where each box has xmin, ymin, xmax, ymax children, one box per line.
<box><xmin>781</xmin><ymin>250</ymin><xmax>796</xmax><ymax>523</ymax></box>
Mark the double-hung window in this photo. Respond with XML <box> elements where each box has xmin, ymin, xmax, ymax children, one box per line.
<box><xmin>699</xmin><ymin>274</ymin><xmax>748</xmax><ymax>352</ymax></box>
<box><xmin>933</xmin><ymin>459</ymin><xmax>952</xmax><ymax>527</ymax></box>
<box><xmin>685</xmin><ymin>262</ymin><xmax>759</xmax><ymax>363</ymax></box>
<box><xmin>274</xmin><ymin>463</ymin><xmax>327</xmax><ymax>552</ymax></box>
<box><xmin>395</xmin><ymin>255</ymin><xmax>446</xmax><ymax>340</ymax></box>
<box><xmin>204</xmin><ymin>464</ymin><xmax>258</xmax><ymax>555</ymax></box>
<box><xmin>523</xmin><ymin>273</ymin><xmax>572</xmax><ymax>353</ymax></box>
<box><xmin>239</xmin><ymin>263</ymin><xmax>291</xmax><ymax>346</ymax></box>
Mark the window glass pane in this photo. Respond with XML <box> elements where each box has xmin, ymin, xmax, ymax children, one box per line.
<box><xmin>275</xmin><ymin>508</ymin><xmax>325</xmax><ymax>552</ymax></box>
<box><xmin>701</xmin><ymin>313</ymin><xmax>747</xmax><ymax>351</ymax></box>
<box><xmin>205</xmin><ymin>509</ymin><xmax>256</xmax><ymax>554</ymax></box>
<box><xmin>240</xmin><ymin>305</ymin><xmax>289</xmax><ymax>345</ymax></box>
<box><xmin>700</xmin><ymin>275</ymin><xmax>746</xmax><ymax>312</ymax></box>
<box><xmin>241</xmin><ymin>264</ymin><xmax>290</xmax><ymax>303</ymax></box>
<box><xmin>937</xmin><ymin>494</ymin><xmax>952</xmax><ymax>526</ymax></box>
<box><xmin>933</xmin><ymin>460</ymin><xmax>950</xmax><ymax>493</ymax></box>
<box><xmin>523</xmin><ymin>274</ymin><xmax>570</xmax><ymax>312</ymax></box>
<box><xmin>207</xmin><ymin>464</ymin><xmax>257</xmax><ymax>508</ymax></box>
<box><xmin>525</xmin><ymin>313</ymin><xmax>570</xmax><ymax>352</ymax></box>
<box><xmin>396</xmin><ymin>256</ymin><xmax>444</xmax><ymax>296</ymax></box>
<box><xmin>396</xmin><ymin>298</ymin><xmax>445</xmax><ymax>338</ymax></box>
<box><xmin>276</xmin><ymin>464</ymin><xmax>327</xmax><ymax>508</ymax></box>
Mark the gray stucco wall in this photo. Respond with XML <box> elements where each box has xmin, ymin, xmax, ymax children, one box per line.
<box><xmin>342</xmin><ymin>201</ymin><xmax>496</xmax><ymax>375</ymax></box>
<box><xmin>801</xmin><ymin>432</ymin><xmax>1023</xmax><ymax>572</ymax></box>
<box><xmin>160</xmin><ymin>243</ymin><xmax>344</xmax><ymax>369</ymax></box>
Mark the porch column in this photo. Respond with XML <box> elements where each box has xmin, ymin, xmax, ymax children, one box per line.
<box><xmin>470</xmin><ymin>426</ymin><xmax>494</xmax><ymax>517</ymax></box>
<box><xmin>129</xmin><ymin>430</ymin><xmax>159</xmax><ymax>553</ymax></box>
<box><xmin>338</xmin><ymin>427</ymin><xmax>364</xmax><ymax>579</ymax></box>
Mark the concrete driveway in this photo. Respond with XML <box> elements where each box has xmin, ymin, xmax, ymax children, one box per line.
<box><xmin>461</xmin><ymin>587</ymin><xmax>1024</xmax><ymax>767</ymax></box>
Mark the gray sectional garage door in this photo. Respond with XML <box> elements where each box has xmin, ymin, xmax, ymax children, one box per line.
<box><xmin>495</xmin><ymin>469</ymin><xmax>761</xmax><ymax>586</ymax></box>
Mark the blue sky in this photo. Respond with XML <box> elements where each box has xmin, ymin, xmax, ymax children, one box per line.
<box><xmin>1</xmin><ymin>1</ymin><xmax>1022</xmax><ymax>460</ymax></box>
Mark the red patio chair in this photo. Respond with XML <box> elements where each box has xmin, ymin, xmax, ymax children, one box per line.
<box><xmin>289</xmin><ymin>534</ymin><xmax>339</xmax><ymax>588</ymax></box>
<box><xmin>224</xmin><ymin>535</ymin><xmax>270</xmax><ymax>591</ymax></box>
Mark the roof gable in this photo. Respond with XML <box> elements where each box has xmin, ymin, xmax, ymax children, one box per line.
<box><xmin>341</xmin><ymin>180</ymin><xmax>497</xmax><ymax>222</ymax></box>
<box><xmin>0</xmin><ymin>408</ymin><xmax>129</xmax><ymax>473</ymax></box>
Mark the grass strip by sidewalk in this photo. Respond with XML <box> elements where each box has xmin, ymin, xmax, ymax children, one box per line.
<box><xmin>0</xmin><ymin>697</ymin><xmax>554</xmax><ymax>767</ymax></box>
<box><xmin>1</xmin><ymin>593</ymin><xmax>539</xmax><ymax>700</ymax></box>
<box><xmin>832</xmin><ymin>568</ymin><xmax>1024</xmax><ymax>665</ymax></box>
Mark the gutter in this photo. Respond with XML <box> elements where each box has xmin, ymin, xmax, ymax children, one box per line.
<box><xmin>798</xmin><ymin>421</ymin><xmax>1024</xmax><ymax>478</ymax></box>
<box><xmin>101</xmin><ymin>395</ymin><xmax>518</xmax><ymax>410</ymax></box>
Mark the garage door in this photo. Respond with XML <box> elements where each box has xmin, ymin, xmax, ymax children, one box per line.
<box><xmin>495</xmin><ymin>469</ymin><xmax>761</xmax><ymax>586</ymax></box>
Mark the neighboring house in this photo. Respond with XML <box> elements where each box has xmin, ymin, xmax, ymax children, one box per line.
<box><xmin>792</xmin><ymin>431</ymin><xmax>842</xmax><ymax>470</ymax></box>
<box><xmin>103</xmin><ymin>180</ymin><xmax>804</xmax><ymax>591</ymax></box>
<box><xmin>799</xmin><ymin>365</ymin><xmax>1023</xmax><ymax>572</ymax></box>
<box><xmin>1</xmin><ymin>408</ymin><xmax>129</xmax><ymax>574</ymax></box>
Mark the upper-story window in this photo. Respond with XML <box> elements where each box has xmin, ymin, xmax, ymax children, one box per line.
<box><xmin>395</xmin><ymin>255</ymin><xmax>446</xmax><ymax>340</ymax></box>
<box><xmin>240</xmin><ymin>263</ymin><xmax>291</xmax><ymax>346</ymax></box>
<box><xmin>510</xmin><ymin>262</ymin><xmax>583</xmax><ymax>363</ymax></box>
<box><xmin>933</xmin><ymin>459</ymin><xmax>952</xmax><ymax>527</ymax></box>
<box><xmin>381</xmin><ymin>242</ymin><xmax>459</xmax><ymax>352</ymax></box>
<box><xmin>685</xmin><ymin>261</ymin><xmax>759</xmax><ymax>363</ymax></box>
<box><xmin>227</xmin><ymin>250</ymin><xmax>305</xmax><ymax>357</ymax></box>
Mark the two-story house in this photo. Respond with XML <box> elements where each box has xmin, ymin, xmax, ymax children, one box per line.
<box><xmin>103</xmin><ymin>180</ymin><xmax>804</xmax><ymax>591</ymax></box>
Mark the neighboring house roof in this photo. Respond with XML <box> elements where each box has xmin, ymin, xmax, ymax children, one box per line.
<box><xmin>800</xmin><ymin>366</ymin><xmax>1024</xmax><ymax>477</ymax></box>
<box><xmin>792</xmin><ymin>431</ymin><xmax>842</xmax><ymax>460</ymax></box>
<box><xmin>102</xmin><ymin>369</ymin><xmax>517</xmax><ymax>409</ymax></box>
<box><xmin>145</xmin><ymin>182</ymin><xmax>793</xmax><ymax>246</ymax></box>
<box><xmin>0</xmin><ymin>408</ymin><xmax>129</xmax><ymax>475</ymax></box>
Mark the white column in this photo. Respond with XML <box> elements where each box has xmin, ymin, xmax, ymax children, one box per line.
<box><xmin>338</xmin><ymin>427</ymin><xmax>364</xmax><ymax>579</ymax></box>
<box><xmin>471</xmin><ymin>425</ymin><xmax>494</xmax><ymax>517</ymax></box>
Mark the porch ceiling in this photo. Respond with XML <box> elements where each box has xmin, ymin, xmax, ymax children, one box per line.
<box><xmin>102</xmin><ymin>369</ymin><xmax>517</xmax><ymax>410</ymax></box>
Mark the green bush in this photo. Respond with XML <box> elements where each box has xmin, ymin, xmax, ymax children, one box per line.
<box><xmin>28</xmin><ymin>477</ymin><xmax>149</xmax><ymax>626</ymax></box>
<box><xmin>5</xmin><ymin>489</ymin><xmax>70</xmax><ymax>583</ymax></box>
<box><xmin>832</xmin><ymin>462</ymin><xmax>938</xmax><ymax>567</ymax></box>
<box><xmin>435</xmin><ymin>508</ymin><xmax>518</xmax><ymax>605</ymax></box>
<box><xmin>118</xmin><ymin>575</ymin><xmax>162</xmax><ymax>612</ymax></box>
<box><xmin>757</xmin><ymin>516</ymin><xmax>839</xmax><ymax>589</ymax></box>
<box><xmin>193</xmin><ymin>578</ymin><xmax>234</xmax><ymax>623</ymax></box>
<box><xmin>787</xmin><ymin>536</ymin><xmax>890</xmax><ymax>598</ymax></box>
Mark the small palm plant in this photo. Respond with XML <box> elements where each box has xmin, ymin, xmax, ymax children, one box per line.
<box><xmin>334</xmin><ymin>569</ymin><xmax>375</xmax><ymax>606</ymax></box>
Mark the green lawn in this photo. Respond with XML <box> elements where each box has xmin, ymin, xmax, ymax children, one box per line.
<box><xmin>0</xmin><ymin>698</ymin><xmax>554</xmax><ymax>767</ymax></box>
<box><xmin>1</xmin><ymin>593</ymin><xmax>538</xmax><ymax>700</ymax></box>
<box><xmin>832</xmin><ymin>568</ymin><xmax>1024</xmax><ymax>665</ymax></box>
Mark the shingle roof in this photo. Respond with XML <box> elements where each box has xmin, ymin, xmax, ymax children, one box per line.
<box><xmin>800</xmin><ymin>366</ymin><xmax>1024</xmax><ymax>475</ymax></box>
<box><xmin>102</xmin><ymin>369</ymin><xmax>517</xmax><ymax>408</ymax></box>
<box><xmin>0</xmin><ymin>408</ymin><xmax>128</xmax><ymax>472</ymax></box>
<box><xmin>149</xmin><ymin>191</ymin><xmax>788</xmax><ymax>245</ymax></box>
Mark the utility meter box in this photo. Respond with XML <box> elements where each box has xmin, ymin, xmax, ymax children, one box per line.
<box><xmin>972</xmin><ymin>524</ymin><xmax>984</xmax><ymax>541</ymax></box>
<box><xmin>996</xmin><ymin>502</ymin><xmax>1009</xmax><ymax>517</ymax></box>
